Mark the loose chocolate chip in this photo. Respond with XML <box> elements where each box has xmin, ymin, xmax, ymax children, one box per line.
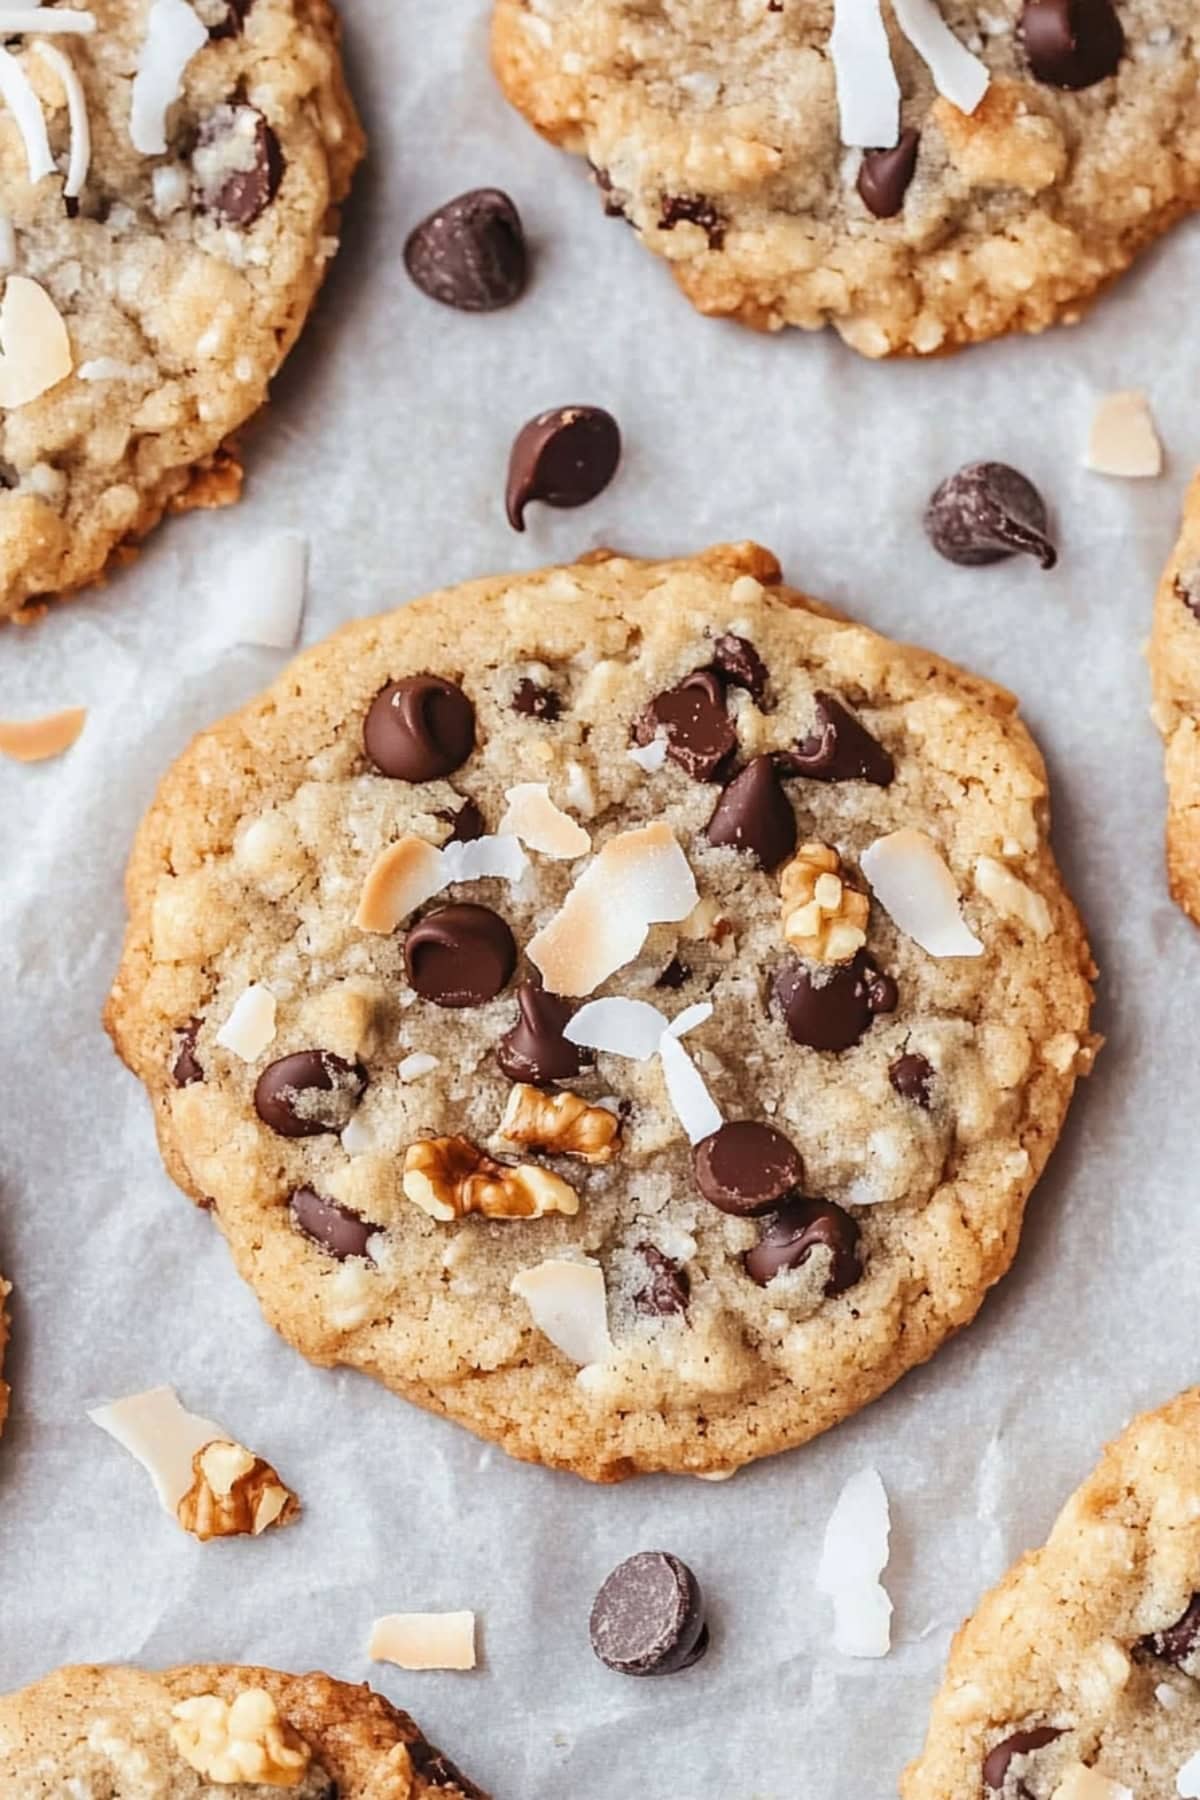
<box><xmin>658</xmin><ymin>194</ymin><xmax>726</xmax><ymax>250</ymax></box>
<box><xmin>711</xmin><ymin>632</ymin><xmax>769</xmax><ymax>704</ymax></box>
<box><xmin>408</xmin><ymin>1739</ymin><xmax>487</xmax><ymax>1800</ymax></box>
<box><xmin>1140</xmin><ymin>1594</ymin><xmax>1200</xmax><ymax>1670</ymax></box>
<box><xmin>512</xmin><ymin>677</ymin><xmax>562</xmax><ymax>721</ymax></box>
<box><xmin>403</xmin><ymin>187</ymin><xmax>527</xmax><ymax>313</ymax></box>
<box><xmin>744</xmin><ymin>1197</ymin><xmax>862</xmax><ymax>1293</ymax></box>
<box><xmin>254</xmin><ymin>1050</ymin><xmax>367</xmax><ymax>1138</ymax></box>
<box><xmin>983</xmin><ymin>1726</ymin><xmax>1064</xmax><ymax>1791</ymax></box>
<box><xmin>364</xmin><ymin>676</ymin><xmax>475</xmax><ymax>782</ymax></box>
<box><xmin>635</xmin><ymin>1243</ymin><xmax>691</xmax><ymax>1318</ymax></box>
<box><xmin>497</xmin><ymin>982</ymin><xmax>587</xmax><ymax>1085</ymax></box>
<box><xmin>405</xmin><ymin>904</ymin><xmax>516</xmax><ymax>1008</ymax></box>
<box><xmin>694</xmin><ymin>1121</ymin><xmax>804</xmax><ymax>1217</ymax></box>
<box><xmin>635</xmin><ymin>670</ymin><xmax>737</xmax><ymax>782</ymax></box>
<box><xmin>925</xmin><ymin>462</ymin><xmax>1057</xmax><ymax>570</ymax></box>
<box><xmin>172</xmin><ymin>1019</ymin><xmax>203</xmax><ymax>1087</ymax></box>
<box><xmin>706</xmin><ymin>755</ymin><xmax>797</xmax><ymax>869</ymax></box>
<box><xmin>889</xmin><ymin>1052</ymin><xmax>934</xmax><ymax>1109</ymax></box>
<box><xmin>506</xmin><ymin>405</ymin><xmax>621</xmax><ymax>532</ymax></box>
<box><xmin>290</xmin><ymin>1186</ymin><xmax>372</xmax><ymax>1260</ymax></box>
<box><xmin>776</xmin><ymin>692</ymin><xmax>895</xmax><ymax>786</ymax></box>
<box><xmin>193</xmin><ymin>105</ymin><xmax>283</xmax><ymax>227</ymax></box>
<box><xmin>857</xmin><ymin>129</ymin><xmax>920</xmax><ymax>220</ymax></box>
<box><xmin>654</xmin><ymin>957</ymin><xmax>689</xmax><ymax>991</ymax></box>
<box><xmin>773</xmin><ymin>952</ymin><xmax>897</xmax><ymax>1053</ymax></box>
<box><xmin>440</xmin><ymin>797</ymin><xmax>486</xmax><ymax>843</ymax></box>
<box><xmin>1021</xmin><ymin>0</ymin><xmax>1123</xmax><ymax>88</ymax></box>
<box><xmin>590</xmin><ymin>1552</ymin><xmax>709</xmax><ymax>1677</ymax></box>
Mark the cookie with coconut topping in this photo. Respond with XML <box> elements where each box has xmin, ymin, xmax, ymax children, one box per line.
<box><xmin>491</xmin><ymin>0</ymin><xmax>1200</xmax><ymax>356</ymax></box>
<box><xmin>1149</xmin><ymin>472</ymin><xmax>1200</xmax><ymax>929</ymax></box>
<box><xmin>905</xmin><ymin>1389</ymin><xmax>1200</xmax><ymax>1800</ymax></box>
<box><xmin>0</xmin><ymin>0</ymin><xmax>363</xmax><ymax>621</ymax></box>
<box><xmin>105</xmin><ymin>542</ymin><xmax>1096</xmax><ymax>1481</ymax></box>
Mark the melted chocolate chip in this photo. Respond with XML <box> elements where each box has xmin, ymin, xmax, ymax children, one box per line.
<box><xmin>512</xmin><ymin>677</ymin><xmax>562</xmax><ymax>720</ymax></box>
<box><xmin>497</xmin><ymin>983</ymin><xmax>586</xmax><ymax>1085</ymax></box>
<box><xmin>505</xmin><ymin>405</ymin><xmax>621</xmax><ymax>531</ymax></box>
<box><xmin>635</xmin><ymin>1243</ymin><xmax>691</xmax><ymax>1318</ymax></box>
<box><xmin>706</xmin><ymin>755</ymin><xmax>797</xmax><ymax>869</ymax></box>
<box><xmin>744</xmin><ymin>1197</ymin><xmax>862</xmax><ymax>1293</ymax></box>
<box><xmin>590</xmin><ymin>1552</ymin><xmax>709</xmax><ymax>1676</ymax></box>
<box><xmin>403</xmin><ymin>188</ymin><xmax>527</xmax><ymax>312</ymax></box>
<box><xmin>635</xmin><ymin>670</ymin><xmax>737</xmax><ymax>782</ymax></box>
<box><xmin>408</xmin><ymin>1739</ymin><xmax>487</xmax><ymax>1800</ymax></box>
<box><xmin>889</xmin><ymin>1052</ymin><xmax>934</xmax><ymax>1109</ymax></box>
<box><xmin>925</xmin><ymin>462</ymin><xmax>1057</xmax><ymax>570</ymax></box>
<box><xmin>654</xmin><ymin>957</ymin><xmax>689</xmax><ymax>991</ymax></box>
<box><xmin>172</xmin><ymin>1019</ymin><xmax>203</xmax><ymax>1087</ymax></box>
<box><xmin>441</xmin><ymin>797</ymin><xmax>486</xmax><ymax>843</ymax></box>
<box><xmin>1140</xmin><ymin>1594</ymin><xmax>1200</xmax><ymax>1670</ymax></box>
<box><xmin>290</xmin><ymin>1186</ymin><xmax>372</xmax><ymax>1260</ymax></box>
<box><xmin>659</xmin><ymin>194</ymin><xmax>726</xmax><ymax>250</ymax></box>
<box><xmin>776</xmin><ymin>692</ymin><xmax>895</xmax><ymax>786</ymax></box>
<box><xmin>982</xmin><ymin>1726</ymin><xmax>1064</xmax><ymax>1792</ymax></box>
<box><xmin>193</xmin><ymin>105</ymin><xmax>283</xmax><ymax>227</ymax></box>
<box><xmin>693</xmin><ymin>1121</ymin><xmax>804</xmax><ymax>1217</ymax></box>
<box><xmin>1021</xmin><ymin>0</ymin><xmax>1123</xmax><ymax>88</ymax></box>
<box><xmin>405</xmin><ymin>904</ymin><xmax>516</xmax><ymax>1008</ymax></box>
<box><xmin>712</xmin><ymin>632</ymin><xmax>769</xmax><ymax>705</ymax></box>
<box><xmin>254</xmin><ymin>1050</ymin><xmax>367</xmax><ymax>1138</ymax></box>
<box><xmin>364</xmin><ymin>676</ymin><xmax>475</xmax><ymax>782</ymax></box>
<box><xmin>858</xmin><ymin>129</ymin><xmax>920</xmax><ymax>219</ymax></box>
<box><xmin>773</xmin><ymin>952</ymin><xmax>897</xmax><ymax>1052</ymax></box>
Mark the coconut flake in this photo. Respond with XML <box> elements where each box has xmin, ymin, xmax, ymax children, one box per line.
<box><xmin>214</xmin><ymin>983</ymin><xmax>277</xmax><ymax>1061</ymax></box>
<box><xmin>658</xmin><ymin>1029</ymin><xmax>722</xmax><ymax>1143</ymax></box>
<box><xmin>830</xmin><ymin>0</ymin><xmax>900</xmax><ymax>148</ymax></box>
<box><xmin>1178</xmin><ymin>1753</ymin><xmax>1200</xmax><ymax>1798</ymax></box>
<box><xmin>208</xmin><ymin>532</ymin><xmax>308</xmax><ymax>649</ymax></box>
<box><xmin>892</xmin><ymin>0</ymin><xmax>989</xmax><ymax>114</ymax></box>
<box><xmin>398</xmin><ymin>1051</ymin><xmax>439</xmax><ymax>1083</ymax></box>
<box><xmin>355</xmin><ymin>837</ymin><xmax>445</xmax><ymax>935</ymax></box>
<box><xmin>0</xmin><ymin>705</ymin><xmax>85</xmax><ymax>762</ymax></box>
<box><xmin>816</xmin><ymin>1467</ymin><xmax>893</xmax><ymax>1658</ymax></box>
<box><xmin>0</xmin><ymin>47</ymin><xmax>53</xmax><ymax>183</ymax></box>
<box><xmin>368</xmin><ymin>1612</ymin><xmax>476</xmax><ymax>1672</ymax></box>
<box><xmin>663</xmin><ymin>1000</ymin><xmax>714</xmax><ymax>1040</ymax></box>
<box><xmin>628</xmin><ymin>735</ymin><xmax>668</xmax><ymax>773</ymax></box>
<box><xmin>1085</xmin><ymin>390</ymin><xmax>1163</xmax><ymax>480</ymax></box>
<box><xmin>975</xmin><ymin>856</ymin><xmax>1052</xmax><ymax>939</ymax></box>
<box><xmin>130</xmin><ymin>0</ymin><xmax>207</xmax><ymax>156</ymax></box>
<box><xmin>1051</xmin><ymin>1769</ymin><xmax>1133</xmax><ymax>1800</ymax></box>
<box><xmin>32</xmin><ymin>41</ymin><xmax>89</xmax><ymax>200</ymax></box>
<box><xmin>498</xmin><ymin>782</ymin><xmax>590</xmax><ymax>859</ymax></box>
<box><xmin>861</xmin><ymin>828</ymin><xmax>983</xmax><ymax>958</ymax></box>
<box><xmin>564</xmin><ymin>997</ymin><xmax>668</xmax><ymax>1062</ymax></box>
<box><xmin>339</xmin><ymin>1112</ymin><xmax>375</xmax><ymax>1157</ymax></box>
<box><xmin>77</xmin><ymin>357</ymin><xmax>153</xmax><ymax>382</ymax></box>
<box><xmin>0</xmin><ymin>9</ymin><xmax>95</xmax><ymax>31</ymax></box>
<box><xmin>440</xmin><ymin>831</ymin><xmax>529</xmax><ymax>886</ymax></box>
<box><xmin>0</xmin><ymin>273</ymin><xmax>72</xmax><ymax>407</ymax></box>
<box><xmin>510</xmin><ymin>1258</ymin><xmax>613</xmax><ymax>1366</ymax></box>
<box><xmin>89</xmin><ymin>1385</ymin><xmax>228</xmax><ymax>1514</ymax></box>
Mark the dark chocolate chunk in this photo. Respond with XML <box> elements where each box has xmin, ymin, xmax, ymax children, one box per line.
<box><xmin>408</xmin><ymin>1738</ymin><xmax>487</xmax><ymax>1799</ymax></box>
<box><xmin>497</xmin><ymin>982</ymin><xmax>586</xmax><ymax>1085</ymax></box>
<box><xmin>172</xmin><ymin>1019</ymin><xmax>203</xmax><ymax>1087</ymax></box>
<box><xmin>403</xmin><ymin>188</ymin><xmax>527</xmax><ymax>312</ymax></box>
<box><xmin>706</xmin><ymin>755</ymin><xmax>797</xmax><ymax>869</ymax></box>
<box><xmin>512</xmin><ymin>677</ymin><xmax>562</xmax><ymax>720</ymax></box>
<box><xmin>405</xmin><ymin>904</ymin><xmax>516</xmax><ymax>1008</ymax></box>
<box><xmin>744</xmin><ymin>1197</ymin><xmax>861</xmax><ymax>1293</ymax></box>
<box><xmin>693</xmin><ymin>1121</ymin><xmax>804</xmax><ymax>1217</ymax></box>
<box><xmin>925</xmin><ymin>462</ymin><xmax>1057</xmax><ymax>570</ymax></box>
<box><xmin>635</xmin><ymin>1243</ymin><xmax>691</xmax><ymax>1318</ymax></box>
<box><xmin>712</xmin><ymin>632</ymin><xmax>769</xmax><ymax>704</ymax></box>
<box><xmin>635</xmin><ymin>670</ymin><xmax>737</xmax><ymax>782</ymax></box>
<box><xmin>505</xmin><ymin>405</ymin><xmax>621</xmax><ymax>531</ymax></box>
<box><xmin>290</xmin><ymin>1186</ymin><xmax>372</xmax><ymax>1260</ymax></box>
<box><xmin>590</xmin><ymin>1552</ymin><xmax>709</xmax><ymax>1676</ymax></box>
<box><xmin>1021</xmin><ymin>0</ymin><xmax>1123</xmax><ymax>88</ymax></box>
<box><xmin>776</xmin><ymin>691</ymin><xmax>895</xmax><ymax>786</ymax></box>
<box><xmin>654</xmin><ymin>957</ymin><xmax>689</xmax><ymax>991</ymax></box>
<box><xmin>658</xmin><ymin>194</ymin><xmax>726</xmax><ymax>250</ymax></box>
<box><xmin>858</xmin><ymin>129</ymin><xmax>920</xmax><ymax>218</ymax></box>
<box><xmin>364</xmin><ymin>676</ymin><xmax>475</xmax><ymax>782</ymax></box>
<box><xmin>193</xmin><ymin>105</ymin><xmax>283</xmax><ymax>227</ymax></box>
<box><xmin>773</xmin><ymin>952</ymin><xmax>897</xmax><ymax>1053</ymax></box>
<box><xmin>1140</xmin><ymin>1594</ymin><xmax>1200</xmax><ymax>1670</ymax></box>
<box><xmin>441</xmin><ymin>797</ymin><xmax>486</xmax><ymax>844</ymax></box>
<box><xmin>889</xmin><ymin>1052</ymin><xmax>934</xmax><ymax>1109</ymax></box>
<box><xmin>254</xmin><ymin>1050</ymin><xmax>366</xmax><ymax>1138</ymax></box>
<box><xmin>982</xmin><ymin>1726</ymin><xmax>1064</xmax><ymax>1791</ymax></box>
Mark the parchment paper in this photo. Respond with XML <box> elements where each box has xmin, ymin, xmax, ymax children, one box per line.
<box><xmin>2</xmin><ymin>6</ymin><xmax>1198</xmax><ymax>1795</ymax></box>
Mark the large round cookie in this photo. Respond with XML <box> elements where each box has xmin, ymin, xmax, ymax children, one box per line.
<box><xmin>1149</xmin><ymin>473</ymin><xmax>1200</xmax><ymax>927</ymax></box>
<box><xmin>905</xmin><ymin>1389</ymin><xmax>1200</xmax><ymax>1800</ymax></box>
<box><xmin>491</xmin><ymin>1</ymin><xmax>1200</xmax><ymax>357</ymax></box>
<box><xmin>106</xmin><ymin>542</ymin><xmax>1096</xmax><ymax>1481</ymax></box>
<box><xmin>0</xmin><ymin>1663</ymin><xmax>486</xmax><ymax>1796</ymax></box>
<box><xmin>0</xmin><ymin>0</ymin><xmax>363</xmax><ymax>622</ymax></box>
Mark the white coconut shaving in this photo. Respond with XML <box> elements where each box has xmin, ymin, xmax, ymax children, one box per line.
<box><xmin>1085</xmin><ymin>390</ymin><xmax>1164</xmax><ymax>480</ymax></box>
<box><xmin>891</xmin><ymin>0</ymin><xmax>989</xmax><ymax>115</ymax></box>
<box><xmin>816</xmin><ymin>1467</ymin><xmax>894</xmax><ymax>1658</ymax></box>
<box><xmin>440</xmin><ymin>832</ymin><xmax>528</xmax><ymax>885</ymax></box>
<box><xmin>564</xmin><ymin>995</ymin><xmax>721</xmax><ymax>1141</ymax></box>
<box><xmin>214</xmin><ymin>983</ymin><xmax>277</xmax><ymax>1061</ymax></box>
<box><xmin>510</xmin><ymin>1258</ymin><xmax>614</xmax><ymax>1367</ymax></box>
<box><xmin>497</xmin><ymin>783</ymin><xmax>590</xmax><ymax>859</ymax></box>
<box><xmin>860</xmin><ymin>828</ymin><xmax>983</xmax><ymax>958</ymax></box>
<box><xmin>830</xmin><ymin>0</ymin><xmax>900</xmax><ymax>148</ymax></box>
<box><xmin>207</xmin><ymin>532</ymin><xmax>308</xmax><ymax>650</ymax></box>
<box><xmin>32</xmin><ymin>40</ymin><xmax>89</xmax><ymax>199</ymax></box>
<box><xmin>0</xmin><ymin>9</ymin><xmax>95</xmax><ymax>31</ymax></box>
<box><xmin>657</xmin><ymin>1029</ymin><xmax>722</xmax><ymax>1143</ymax></box>
<box><xmin>527</xmin><ymin>822</ymin><xmax>698</xmax><ymax>996</ymax></box>
<box><xmin>628</xmin><ymin>735</ymin><xmax>668</xmax><ymax>773</ymax></box>
<box><xmin>89</xmin><ymin>1385</ymin><xmax>228</xmax><ymax>1514</ymax></box>
<box><xmin>1178</xmin><ymin>1753</ymin><xmax>1200</xmax><ymax>1799</ymax></box>
<box><xmin>130</xmin><ymin>0</ymin><xmax>207</xmax><ymax>156</ymax></box>
<box><xmin>0</xmin><ymin>45</ymin><xmax>54</xmax><ymax>183</ymax></box>
<box><xmin>355</xmin><ymin>832</ymin><xmax>528</xmax><ymax>935</ymax></box>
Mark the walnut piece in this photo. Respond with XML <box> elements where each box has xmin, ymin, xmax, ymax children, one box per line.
<box><xmin>498</xmin><ymin>1083</ymin><xmax>621</xmax><ymax>1164</ymax></box>
<box><xmin>176</xmin><ymin>1439</ymin><xmax>298</xmax><ymax>1542</ymax></box>
<box><xmin>170</xmin><ymin>1689</ymin><xmax>311</xmax><ymax>1787</ymax></box>
<box><xmin>779</xmin><ymin>843</ymin><xmax>869</xmax><ymax>963</ymax></box>
<box><xmin>403</xmin><ymin>1136</ymin><xmax>579</xmax><ymax>1222</ymax></box>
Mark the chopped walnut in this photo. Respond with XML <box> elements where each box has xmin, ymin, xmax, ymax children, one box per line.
<box><xmin>403</xmin><ymin>1136</ymin><xmax>579</xmax><ymax>1222</ymax></box>
<box><xmin>176</xmin><ymin>1439</ymin><xmax>298</xmax><ymax>1542</ymax></box>
<box><xmin>498</xmin><ymin>1083</ymin><xmax>621</xmax><ymax>1164</ymax></box>
<box><xmin>170</xmin><ymin>1689</ymin><xmax>310</xmax><ymax>1787</ymax></box>
<box><xmin>779</xmin><ymin>843</ymin><xmax>869</xmax><ymax>963</ymax></box>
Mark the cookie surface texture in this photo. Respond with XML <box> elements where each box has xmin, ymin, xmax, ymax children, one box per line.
<box><xmin>1149</xmin><ymin>472</ymin><xmax>1200</xmax><ymax>927</ymax></box>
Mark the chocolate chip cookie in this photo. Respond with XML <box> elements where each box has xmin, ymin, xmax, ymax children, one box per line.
<box><xmin>0</xmin><ymin>0</ymin><xmax>363</xmax><ymax>621</ymax></box>
<box><xmin>491</xmin><ymin>1</ymin><xmax>1200</xmax><ymax>356</ymax></box>
<box><xmin>106</xmin><ymin>542</ymin><xmax>1096</xmax><ymax>1481</ymax></box>
<box><xmin>0</xmin><ymin>1663</ymin><xmax>486</xmax><ymax>1796</ymax></box>
<box><xmin>905</xmin><ymin>1389</ymin><xmax>1200</xmax><ymax>1800</ymax></box>
<box><xmin>1149</xmin><ymin>473</ymin><xmax>1200</xmax><ymax>927</ymax></box>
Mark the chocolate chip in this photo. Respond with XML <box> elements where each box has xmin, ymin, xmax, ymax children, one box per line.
<box><xmin>858</xmin><ymin>129</ymin><xmax>920</xmax><ymax>218</ymax></box>
<box><xmin>889</xmin><ymin>1052</ymin><xmax>933</xmax><ymax>1108</ymax></box>
<box><xmin>290</xmin><ymin>1186</ymin><xmax>372</xmax><ymax>1260</ymax></box>
<box><xmin>590</xmin><ymin>1552</ymin><xmax>709</xmax><ymax>1677</ymax></box>
<box><xmin>1140</xmin><ymin>1594</ymin><xmax>1200</xmax><ymax>1671</ymax></box>
<box><xmin>693</xmin><ymin>1121</ymin><xmax>804</xmax><ymax>1217</ymax></box>
<box><xmin>497</xmin><ymin>982</ymin><xmax>586</xmax><ymax>1085</ymax></box>
<box><xmin>983</xmin><ymin>1726</ymin><xmax>1064</xmax><ymax>1792</ymax></box>
<box><xmin>172</xmin><ymin>1019</ymin><xmax>203</xmax><ymax>1087</ymax></box>
<box><xmin>512</xmin><ymin>677</ymin><xmax>562</xmax><ymax>721</ymax></box>
<box><xmin>706</xmin><ymin>755</ymin><xmax>797</xmax><ymax>869</ymax></box>
<box><xmin>193</xmin><ymin>105</ymin><xmax>283</xmax><ymax>227</ymax></box>
<box><xmin>711</xmin><ymin>633</ymin><xmax>769</xmax><ymax>705</ymax></box>
<box><xmin>636</xmin><ymin>670</ymin><xmax>737</xmax><ymax>782</ymax></box>
<box><xmin>744</xmin><ymin>1197</ymin><xmax>862</xmax><ymax>1293</ymax></box>
<box><xmin>198</xmin><ymin>0</ymin><xmax>252</xmax><ymax>36</ymax></box>
<box><xmin>441</xmin><ymin>797</ymin><xmax>486</xmax><ymax>843</ymax></box>
<box><xmin>925</xmin><ymin>462</ymin><xmax>1057</xmax><ymax>570</ymax></box>
<box><xmin>658</xmin><ymin>194</ymin><xmax>726</xmax><ymax>250</ymax></box>
<box><xmin>654</xmin><ymin>957</ymin><xmax>689</xmax><ymax>991</ymax></box>
<box><xmin>773</xmin><ymin>952</ymin><xmax>897</xmax><ymax>1052</ymax></box>
<box><xmin>405</xmin><ymin>904</ymin><xmax>516</xmax><ymax>1008</ymax></box>
<box><xmin>776</xmin><ymin>692</ymin><xmax>895</xmax><ymax>786</ymax></box>
<box><xmin>1021</xmin><ymin>0</ymin><xmax>1123</xmax><ymax>88</ymax></box>
<box><xmin>635</xmin><ymin>1244</ymin><xmax>691</xmax><ymax>1318</ymax></box>
<box><xmin>408</xmin><ymin>1739</ymin><xmax>487</xmax><ymax>1800</ymax></box>
<box><xmin>505</xmin><ymin>405</ymin><xmax>621</xmax><ymax>531</ymax></box>
<box><xmin>364</xmin><ymin>676</ymin><xmax>475</xmax><ymax>782</ymax></box>
<box><xmin>403</xmin><ymin>188</ymin><xmax>527</xmax><ymax>313</ymax></box>
<box><xmin>254</xmin><ymin>1050</ymin><xmax>367</xmax><ymax>1138</ymax></box>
